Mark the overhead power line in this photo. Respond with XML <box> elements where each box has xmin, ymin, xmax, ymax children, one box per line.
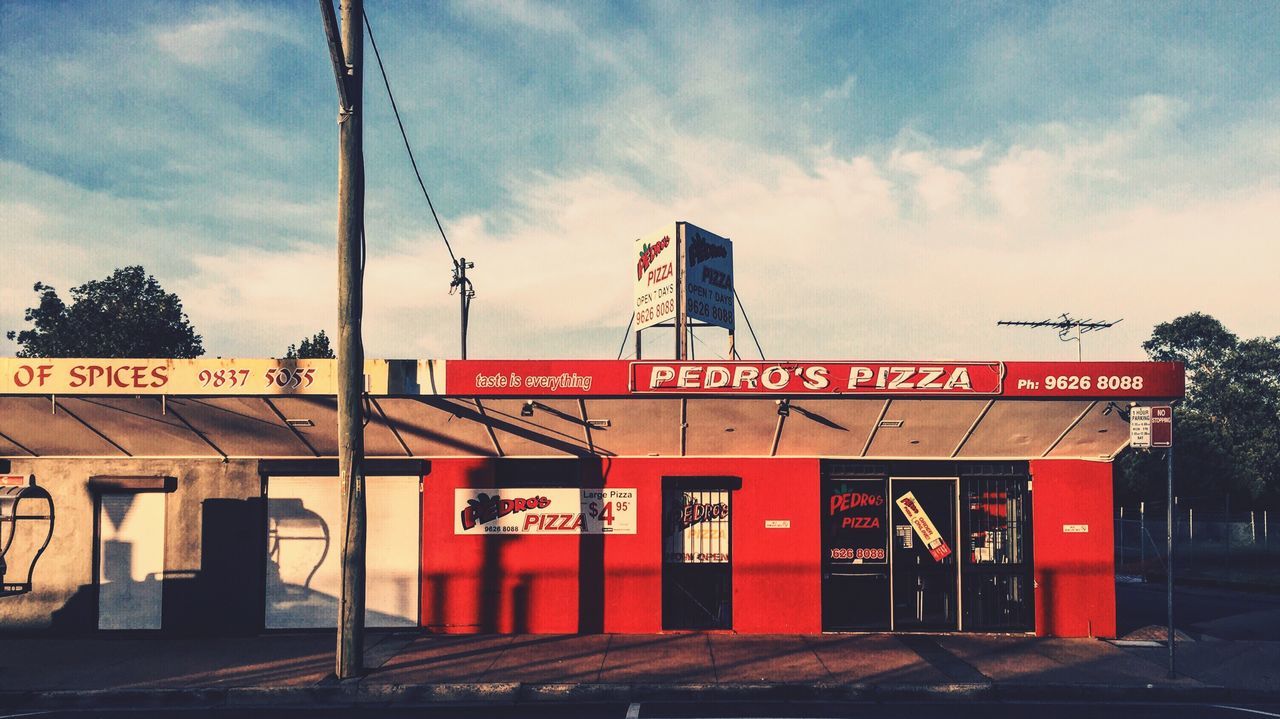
<box><xmin>364</xmin><ymin>8</ymin><xmax>475</xmax><ymax>357</ymax></box>
<box><xmin>363</xmin><ymin>8</ymin><xmax>458</xmax><ymax>267</ymax></box>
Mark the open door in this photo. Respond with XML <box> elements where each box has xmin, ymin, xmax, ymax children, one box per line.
<box><xmin>891</xmin><ymin>477</ymin><xmax>958</xmax><ymax>631</ymax></box>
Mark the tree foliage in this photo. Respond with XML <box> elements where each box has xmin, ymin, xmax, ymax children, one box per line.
<box><xmin>1118</xmin><ymin>312</ymin><xmax>1280</xmax><ymax>506</ymax></box>
<box><xmin>5</xmin><ymin>266</ymin><xmax>204</xmax><ymax>358</ymax></box>
<box><xmin>285</xmin><ymin>330</ymin><xmax>334</xmax><ymax>359</ymax></box>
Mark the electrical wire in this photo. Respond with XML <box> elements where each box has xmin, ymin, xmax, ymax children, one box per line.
<box><xmin>616</xmin><ymin>312</ymin><xmax>635</xmax><ymax>360</ymax></box>
<box><xmin>363</xmin><ymin>8</ymin><xmax>458</xmax><ymax>268</ymax></box>
<box><xmin>733</xmin><ymin>288</ymin><xmax>765</xmax><ymax>360</ymax></box>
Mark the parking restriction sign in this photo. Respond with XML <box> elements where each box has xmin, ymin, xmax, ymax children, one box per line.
<box><xmin>1130</xmin><ymin>406</ymin><xmax>1152</xmax><ymax>448</ymax></box>
<box><xmin>1151</xmin><ymin>405</ymin><xmax>1173</xmax><ymax>447</ymax></box>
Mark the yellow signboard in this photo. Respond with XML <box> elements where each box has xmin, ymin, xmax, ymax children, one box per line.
<box><xmin>0</xmin><ymin>358</ymin><xmax>395</xmax><ymax>396</ymax></box>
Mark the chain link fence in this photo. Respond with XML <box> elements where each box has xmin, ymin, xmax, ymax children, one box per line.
<box><xmin>1116</xmin><ymin>498</ymin><xmax>1280</xmax><ymax>589</ymax></box>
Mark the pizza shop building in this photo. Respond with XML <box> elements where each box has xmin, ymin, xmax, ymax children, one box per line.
<box><xmin>0</xmin><ymin>357</ymin><xmax>1182</xmax><ymax>638</ymax></box>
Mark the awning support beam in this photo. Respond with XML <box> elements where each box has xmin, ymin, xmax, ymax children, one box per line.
<box><xmin>473</xmin><ymin>399</ymin><xmax>504</xmax><ymax>457</ymax></box>
<box><xmin>0</xmin><ymin>428</ymin><xmax>38</xmax><ymax>457</ymax></box>
<box><xmin>156</xmin><ymin>398</ymin><xmax>228</xmax><ymax>462</ymax></box>
<box><xmin>951</xmin><ymin>399</ymin><xmax>995</xmax><ymax>458</ymax></box>
<box><xmin>1042</xmin><ymin>400</ymin><xmax>1099</xmax><ymax>457</ymax></box>
<box><xmin>369</xmin><ymin>397</ymin><xmax>413</xmax><ymax>457</ymax></box>
<box><xmin>861</xmin><ymin>399</ymin><xmax>893</xmax><ymax>457</ymax></box>
<box><xmin>54</xmin><ymin>397</ymin><xmax>132</xmax><ymax>457</ymax></box>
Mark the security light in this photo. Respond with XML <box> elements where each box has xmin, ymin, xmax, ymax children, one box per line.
<box><xmin>521</xmin><ymin>401</ymin><xmax>535</xmax><ymax>417</ymax></box>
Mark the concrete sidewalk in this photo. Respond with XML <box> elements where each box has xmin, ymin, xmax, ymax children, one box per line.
<box><xmin>0</xmin><ymin>631</ymin><xmax>1277</xmax><ymax>710</ymax></box>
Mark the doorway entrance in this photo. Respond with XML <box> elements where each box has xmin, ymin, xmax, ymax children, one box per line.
<box><xmin>96</xmin><ymin>492</ymin><xmax>165</xmax><ymax>630</ymax></box>
<box><xmin>890</xmin><ymin>477</ymin><xmax>958</xmax><ymax>631</ymax></box>
<box><xmin>661</xmin><ymin>482</ymin><xmax>732</xmax><ymax>630</ymax></box>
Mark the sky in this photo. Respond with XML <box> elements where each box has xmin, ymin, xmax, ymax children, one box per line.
<box><xmin>2</xmin><ymin>1</ymin><xmax>1278</xmax><ymax>361</ymax></box>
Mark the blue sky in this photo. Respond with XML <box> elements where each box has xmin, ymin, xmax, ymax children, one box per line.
<box><xmin>2</xmin><ymin>1</ymin><xmax>1278</xmax><ymax>360</ymax></box>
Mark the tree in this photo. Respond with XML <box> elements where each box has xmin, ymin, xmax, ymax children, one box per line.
<box><xmin>285</xmin><ymin>330</ymin><xmax>334</xmax><ymax>359</ymax></box>
<box><xmin>5</xmin><ymin>266</ymin><xmax>204</xmax><ymax>358</ymax></box>
<box><xmin>1118</xmin><ymin>313</ymin><xmax>1280</xmax><ymax>507</ymax></box>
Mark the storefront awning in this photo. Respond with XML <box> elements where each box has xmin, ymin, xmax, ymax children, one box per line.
<box><xmin>0</xmin><ymin>358</ymin><xmax>1182</xmax><ymax>461</ymax></box>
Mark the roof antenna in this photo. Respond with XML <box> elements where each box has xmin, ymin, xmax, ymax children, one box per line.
<box><xmin>997</xmin><ymin>313</ymin><xmax>1122</xmax><ymax>361</ymax></box>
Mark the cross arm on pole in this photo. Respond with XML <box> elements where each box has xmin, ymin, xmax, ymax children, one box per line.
<box><xmin>318</xmin><ymin>0</ymin><xmax>353</xmax><ymax>116</ymax></box>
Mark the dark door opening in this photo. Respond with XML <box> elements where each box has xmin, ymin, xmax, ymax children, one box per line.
<box><xmin>961</xmin><ymin>474</ymin><xmax>1034</xmax><ymax>631</ymax></box>
<box><xmin>891</xmin><ymin>478</ymin><xmax>958</xmax><ymax>631</ymax></box>
<box><xmin>662</xmin><ymin>485</ymin><xmax>731</xmax><ymax>630</ymax></box>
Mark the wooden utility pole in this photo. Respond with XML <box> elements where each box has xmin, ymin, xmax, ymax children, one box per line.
<box><xmin>320</xmin><ymin>0</ymin><xmax>365</xmax><ymax>680</ymax></box>
<box><xmin>452</xmin><ymin>257</ymin><xmax>474</xmax><ymax>359</ymax></box>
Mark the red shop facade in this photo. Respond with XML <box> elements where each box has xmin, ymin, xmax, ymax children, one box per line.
<box><xmin>0</xmin><ymin>358</ymin><xmax>1183</xmax><ymax>638</ymax></box>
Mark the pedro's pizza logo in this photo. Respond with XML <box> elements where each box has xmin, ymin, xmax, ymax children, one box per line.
<box><xmin>679</xmin><ymin>501</ymin><xmax>729</xmax><ymax>529</ymax></box>
<box><xmin>636</xmin><ymin>236</ymin><xmax>671</xmax><ymax>280</ymax></box>
<box><xmin>459</xmin><ymin>492</ymin><xmax>551</xmax><ymax>530</ymax></box>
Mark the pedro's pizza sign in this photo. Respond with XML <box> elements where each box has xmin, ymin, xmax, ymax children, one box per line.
<box><xmin>454</xmin><ymin>488</ymin><xmax>636</xmax><ymax>535</ymax></box>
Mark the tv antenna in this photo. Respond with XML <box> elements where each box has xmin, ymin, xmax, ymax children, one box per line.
<box><xmin>997</xmin><ymin>313</ymin><xmax>1122</xmax><ymax>361</ymax></box>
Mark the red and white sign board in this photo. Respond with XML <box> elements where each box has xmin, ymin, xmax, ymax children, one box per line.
<box><xmin>1151</xmin><ymin>405</ymin><xmax>1173</xmax><ymax>447</ymax></box>
<box><xmin>633</xmin><ymin>362</ymin><xmax>1002</xmax><ymax>395</ymax></box>
<box><xmin>437</xmin><ymin>360</ymin><xmax>1183</xmax><ymax>397</ymax></box>
<box><xmin>455</xmin><ymin>488</ymin><xmax>636</xmax><ymax>535</ymax></box>
<box><xmin>895</xmin><ymin>491</ymin><xmax>952</xmax><ymax>562</ymax></box>
<box><xmin>634</xmin><ymin>227</ymin><xmax>678</xmax><ymax>331</ymax></box>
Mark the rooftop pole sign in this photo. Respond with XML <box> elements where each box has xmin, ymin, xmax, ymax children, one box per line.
<box><xmin>632</xmin><ymin>222</ymin><xmax>734</xmax><ymax>356</ymax></box>
<box><xmin>633</xmin><ymin>227</ymin><xmax>678</xmax><ymax>331</ymax></box>
<box><xmin>680</xmin><ymin>222</ymin><xmax>734</xmax><ymax>332</ymax></box>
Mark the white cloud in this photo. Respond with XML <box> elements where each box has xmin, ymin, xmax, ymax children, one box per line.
<box><xmin>152</xmin><ymin>6</ymin><xmax>302</xmax><ymax>67</ymax></box>
<box><xmin>116</xmin><ymin>92</ymin><xmax>1274</xmax><ymax>362</ymax></box>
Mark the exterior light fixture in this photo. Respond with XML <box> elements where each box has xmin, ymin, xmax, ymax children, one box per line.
<box><xmin>521</xmin><ymin>401</ymin><xmax>535</xmax><ymax>417</ymax></box>
<box><xmin>285</xmin><ymin>418</ymin><xmax>315</xmax><ymax>428</ymax></box>
<box><xmin>0</xmin><ymin>475</ymin><xmax>55</xmax><ymax>598</ymax></box>
<box><xmin>776</xmin><ymin>399</ymin><xmax>790</xmax><ymax>417</ymax></box>
<box><xmin>586</xmin><ymin>419</ymin><xmax>611</xmax><ymax>429</ymax></box>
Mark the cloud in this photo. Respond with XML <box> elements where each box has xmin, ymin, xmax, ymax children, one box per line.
<box><xmin>152</xmin><ymin>7</ymin><xmax>300</xmax><ymax>67</ymax></box>
<box><xmin>109</xmin><ymin>91</ymin><xmax>1274</xmax><ymax>363</ymax></box>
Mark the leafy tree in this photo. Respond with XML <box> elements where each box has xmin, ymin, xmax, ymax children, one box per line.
<box><xmin>5</xmin><ymin>266</ymin><xmax>204</xmax><ymax>358</ymax></box>
<box><xmin>1118</xmin><ymin>313</ymin><xmax>1280</xmax><ymax>507</ymax></box>
<box><xmin>285</xmin><ymin>330</ymin><xmax>334</xmax><ymax>359</ymax></box>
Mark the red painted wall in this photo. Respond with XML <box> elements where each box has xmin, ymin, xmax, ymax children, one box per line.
<box><xmin>421</xmin><ymin>457</ymin><xmax>822</xmax><ymax>634</ymax></box>
<box><xmin>1029</xmin><ymin>459</ymin><xmax>1116</xmax><ymax>638</ymax></box>
<box><xmin>601</xmin><ymin>457</ymin><xmax>822</xmax><ymax>634</ymax></box>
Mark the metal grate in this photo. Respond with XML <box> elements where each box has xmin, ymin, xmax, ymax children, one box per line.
<box><xmin>665</xmin><ymin>490</ymin><xmax>730</xmax><ymax>564</ymax></box>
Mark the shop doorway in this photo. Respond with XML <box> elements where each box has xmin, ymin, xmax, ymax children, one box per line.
<box><xmin>960</xmin><ymin>474</ymin><xmax>1034</xmax><ymax>631</ymax></box>
<box><xmin>662</xmin><ymin>483</ymin><xmax>732</xmax><ymax>630</ymax></box>
<box><xmin>890</xmin><ymin>477</ymin><xmax>958</xmax><ymax>631</ymax></box>
<box><xmin>96</xmin><ymin>492</ymin><xmax>165</xmax><ymax>630</ymax></box>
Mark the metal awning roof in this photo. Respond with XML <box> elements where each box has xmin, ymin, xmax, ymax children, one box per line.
<box><xmin>0</xmin><ymin>395</ymin><xmax>1137</xmax><ymax>461</ymax></box>
<box><xmin>0</xmin><ymin>358</ymin><xmax>1182</xmax><ymax>461</ymax></box>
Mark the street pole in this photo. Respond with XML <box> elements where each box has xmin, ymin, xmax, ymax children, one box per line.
<box><xmin>675</xmin><ymin>224</ymin><xmax>686</xmax><ymax>361</ymax></box>
<box><xmin>458</xmin><ymin>258</ymin><xmax>468</xmax><ymax>359</ymax></box>
<box><xmin>1166</xmin><ymin>446</ymin><xmax>1175</xmax><ymax>679</ymax></box>
<box><xmin>321</xmin><ymin>0</ymin><xmax>366</xmax><ymax>680</ymax></box>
